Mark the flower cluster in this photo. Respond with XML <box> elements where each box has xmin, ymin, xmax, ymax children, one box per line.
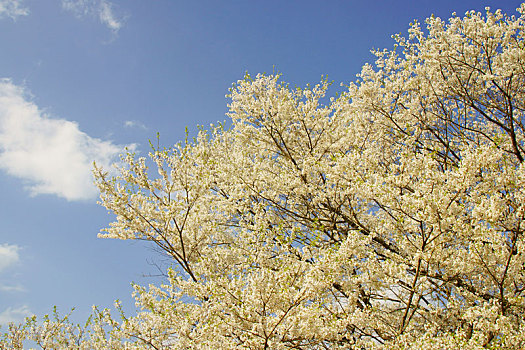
<box><xmin>3</xmin><ymin>4</ymin><xmax>525</xmax><ymax>349</ymax></box>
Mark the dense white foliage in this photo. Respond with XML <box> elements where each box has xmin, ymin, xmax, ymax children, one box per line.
<box><xmin>2</xmin><ymin>5</ymin><xmax>525</xmax><ymax>349</ymax></box>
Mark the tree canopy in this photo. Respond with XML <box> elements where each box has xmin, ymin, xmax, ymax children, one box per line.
<box><xmin>3</xmin><ymin>4</ymin><xmax>525</xmax><ymax>349</ymax></box>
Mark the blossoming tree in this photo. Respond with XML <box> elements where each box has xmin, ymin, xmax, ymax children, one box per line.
<box><xmin>3</xmin><ymin>4</ymin><xmax>525</xmax><ymax>349</ymax></box>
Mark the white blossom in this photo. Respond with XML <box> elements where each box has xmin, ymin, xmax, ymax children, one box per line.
<box><xmin>3</xmin><ymin>4</ymin><xmax>525</xmax><ymax>349</ymax></box>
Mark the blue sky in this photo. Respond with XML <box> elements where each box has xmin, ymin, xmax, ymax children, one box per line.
<box><xmin>0</xmin><ymin>0</ymin><xmax>521</xmax><ymax>325</ymax></box>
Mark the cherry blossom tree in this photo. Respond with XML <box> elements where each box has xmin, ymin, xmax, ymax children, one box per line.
<box><xmin>3</xmin><ymin>4</ymin><xmax>525</xmax><ymax>349</ymax></box>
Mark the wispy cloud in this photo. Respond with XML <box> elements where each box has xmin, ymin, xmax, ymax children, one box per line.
<box><xmin>0</xmin><ymin>79</ymin><xmax>134</xmax><ymax>201</ymax></box>
<box><xmin>124</xmin><ymin>120</ymin><xmax>147</xmax><ymax>130</ymax></box>
<box><xmin>0</xmin><ymin>284</ymin><xmax>25</xmax><ymax>293</ymax></box>
<box><xmin>98</xmin><ymin>0</ymin><xmax>122</xmax><ymax>32</ymax></box>
<box><xmin>0</xmin><ymin>243</ymin><xmax>19</xmax><ymax>272</ymax></box>
<box><xmin>0</xmin><ymin>0</ymin><xmax>29</xmax><ymax>20</ymax></box>
<box><xmin>0</xmin><ymin>305</ymin><xmax>32</xmax><ymax>325</ymax></box>
<box><xmin>62</xmin><ymin>0</ymin><xmax>126</xmax><ymax>34</ymax></box>
<box><xmin>0</xmin><ymin>244</ymin><xmax>25</xmax><ymax>294</ymax></box>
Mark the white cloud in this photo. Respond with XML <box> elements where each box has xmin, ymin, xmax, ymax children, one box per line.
<box><xmin>98</xmin><ymin>0</ymin><xmax>122</xmax><ymax>32</ymax></box>
<box><xmin>0</xmin><ymin>305</ymin><xmax>32</xmax><ymax>325</ymax></box>
<box><xmin>62</xmin><ymin>0</ymin><xmax>90</xmax><ymax>16</ymax></box>
<box><xmin>0</xmin><ymin>243</ymin><xmax>19</xmax><ymax>272</ymax></box>
<box><xmin>0</xmin><ymin>284</ymin><xmax>25</xmax><ymax>293</ymax></box>
<box><xmin>0</xmin><ymin>79</ymin><xmax>133</xmax><ymax>201</ymax></box>
<box><xmin>0</xmin><ymin>244</ymin><xmax>24</xmax><ymax>294</ymax></box>
<box><xmin>0</xmin><ymin>0</ymin><xmax>29</xmax><ymax>20</ymax></box>
<box><xmin>62</xmin><ymin>0</ymin><xmax>126</xmax><ymax>34</ymax></box>
<box><xmin>124</xmin><ymin>120</ymin><xmax>147</xmax><ymax>130</ymax></box>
